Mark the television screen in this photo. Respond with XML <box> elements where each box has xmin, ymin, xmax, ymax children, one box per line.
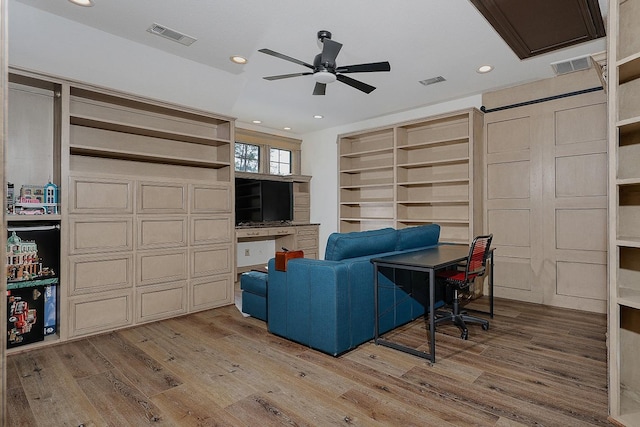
<box><xmin>235</xmin><ymin>178</ymin><xmax>292</xmax><ymax>225</ymax></box>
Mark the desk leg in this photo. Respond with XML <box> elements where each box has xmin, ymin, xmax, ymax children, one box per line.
<box><xmin>429</xmin><ymin>268</ymin><xmax>436</xmax><ymax>363</ymax></box>
<box><xmin>490</xmin><ymin>251</ymin><xmax>494</xmax><ymax>318</ymax></box>
<box><xmin>374</xmin><ymin>263</ymin><xmax>380</xmax><ymax>343</ymax></box>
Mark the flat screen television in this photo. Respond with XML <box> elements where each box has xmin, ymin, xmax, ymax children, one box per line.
<box><xmin>235</xmin><ymin>178</ymin><xmax>293</xmax><ymax>225</ymax></box>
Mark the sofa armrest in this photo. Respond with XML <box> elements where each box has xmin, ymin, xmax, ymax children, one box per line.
<box><xmin>268</xmin><ymin>257</ymin><xmax>370</xmax><ymax>356</ymax></box>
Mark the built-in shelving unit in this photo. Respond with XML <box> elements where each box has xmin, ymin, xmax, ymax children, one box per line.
<box><xmin>608</xmin><ymin>0</ymin><xmax>640</xmax><ymax>424</ymax></box>
<box><xmin>6</xmin><ymin>68</ymin><xmax>236</xmax><ymax>351</ymax></box>
<box><xmin>338</xmin><ymin>108</ymin><xmax>483</xmax><ymax>243</ymax></box>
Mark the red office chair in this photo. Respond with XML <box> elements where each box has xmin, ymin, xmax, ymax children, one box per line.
<box><xmin>435</xmin><ymin>234</ymin><xmax>493</xmax><ymax>340</ymax></box>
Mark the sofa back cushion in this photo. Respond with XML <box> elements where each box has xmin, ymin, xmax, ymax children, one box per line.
<box><xmin>324</xmin><ymin>227</ymin><xmax>398</xmax><ymax>261</ymax></box>
<box><xmin>395</xmin><ymin>224</ymin><xmax>441</xmax><ymax>251</ymax></box>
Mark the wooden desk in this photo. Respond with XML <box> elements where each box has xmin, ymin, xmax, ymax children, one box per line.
<box><xmin>371</xmin><ymin>244</ymin><xmax>494</xmax><ymax>363</ymax></box>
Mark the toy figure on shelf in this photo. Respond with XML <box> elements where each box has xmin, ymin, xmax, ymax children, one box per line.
<box><xmin>12</xmin><ymin>182</ymin><xmax>59</xmax><ymax>215</ymax></box>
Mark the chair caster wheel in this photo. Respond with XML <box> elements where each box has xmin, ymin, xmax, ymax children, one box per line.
<box><xmin>461</xmin><ymin>330</ymin><xmax>468</xmax><ymax>340</ymax></box>
<box><xmin>482</xmin><ymin>324</ymin><xmax>489</xmax><ymax>331</ymax></box>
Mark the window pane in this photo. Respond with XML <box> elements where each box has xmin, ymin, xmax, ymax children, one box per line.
<box><xmin>235</xmin><ymin>142</ymin><xmax>260</xmax><ymax>172</ymax></box>
<box><xmin>269</xmin><ymin>148</ymin><xmax>291</xmax><ymax>175</ymax></box>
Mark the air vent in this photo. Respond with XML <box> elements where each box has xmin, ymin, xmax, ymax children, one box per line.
<box><xmin>147</xmin><ymin>23</ymin><xmax>197</xmax><ymax>46</ymax></box>
<box><xmin>419</xmin><ymin>76</ymin><xmax>446</xmax><ymax>86</ymax></box>
<box><xmin>551</xmin><ymin>55</ymin><xmax>592</xmax><ymax>75</ymax></box>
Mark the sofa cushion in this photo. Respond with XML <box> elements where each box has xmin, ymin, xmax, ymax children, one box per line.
<box><xmin>324</xmin><ymin>227</ymin><xmax>398</xmax><ymax>261</ymax></box>
<box><xmin>395</xmin><ymin>224</ymin><xmax>441</xmax><ymax>251</ymax></box>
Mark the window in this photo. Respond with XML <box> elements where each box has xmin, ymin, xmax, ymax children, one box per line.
<box><xmin>270</xmin><ymin>148</ymin><xmax>291</xmax><ymax>175</ymax></box>
<box><xmin>235</xmin><ymin>142</ymin><xmax>260</xmax><ymax>172</ymax></box>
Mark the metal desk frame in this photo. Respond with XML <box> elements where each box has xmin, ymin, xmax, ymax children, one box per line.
<box><xmin>371</xmin><ymin>244</ymin><xmax>494</xmax><ymax>363</ymax></box>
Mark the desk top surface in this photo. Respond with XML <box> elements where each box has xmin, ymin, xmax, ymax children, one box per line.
<box><xmin>371</xmin><ymin>244</ymin><xmax>470</xmax><ymax>270</ymax></box>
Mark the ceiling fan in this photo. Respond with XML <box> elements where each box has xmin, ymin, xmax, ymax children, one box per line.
<box><xmin>259</xmin><ymin>30</ymin><xmax>391</xmax><ymax>95</ymax></box>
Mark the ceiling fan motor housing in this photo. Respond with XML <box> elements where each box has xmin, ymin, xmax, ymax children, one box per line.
<box><xmin>317</xmin><ymin>30</ymin><xmax>332</xmax><ymax>41</ymax></box>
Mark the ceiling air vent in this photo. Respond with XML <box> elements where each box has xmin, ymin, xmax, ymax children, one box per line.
<box><xmin>419</xmin><ymin>76</ymin><xmax>446</xmax><ymax>86</ymax></box>
<box><xmin>147</xmin><ymin>23</ymin><xmax>197</xmax><ymax>46</ymax></box>
<box><xmin>551</xmin><ymin>55</ymin><xmax>592</xmax><ymax>76</ymax></box>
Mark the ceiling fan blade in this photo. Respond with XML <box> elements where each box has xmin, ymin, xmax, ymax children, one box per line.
<box><xmin>258</xmin><ymin>48</ymin><xmax>314</xmax><ymax>69</ymax></box>
<box><xmin>263</xmin><ymin>72</ymin><xmax>313</xmax><ymax>81</ymax></box>
<box><xmin>336</xmin><ymin>74</ymin><xmax>376</xmax><ymax>94</ymax></box>
<box><xmin>313</xmin><ymin>82</ymin><xmax>326</xmax><ymax>95</ymax></box>
<box><xmin>336</xmin><ymin>61</ymin><xmax>391</xmax><ymax>74</ymax></box>
<box><xmin>320</xmin><ymin>39</ymin><xmax>342</xmax><ymax>65</ymax></box>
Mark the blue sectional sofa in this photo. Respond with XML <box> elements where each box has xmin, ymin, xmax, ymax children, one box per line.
<box><xmin>267</xmin><ymin>224</ymin><xmax>445</xmax><ymax>356</ymax></box>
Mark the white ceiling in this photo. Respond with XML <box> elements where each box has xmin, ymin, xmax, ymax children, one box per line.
<box><xmin>12</xmin><ymin>0</ymin><xmax>608</xmax><ymax>135</ymax></box>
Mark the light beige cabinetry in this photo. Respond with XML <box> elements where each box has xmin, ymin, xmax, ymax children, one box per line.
<box><xmin>65</xmin><ymin>86</ymin><xmax>234</xmax><ymax>338</ymax></box>
<box><xmin>338</xmin><ymin>108</ymin><xmax>483</xmax><ymax>243</ymax></box>
<box><xmin>608</xmin><ymin>0</ymin><xmax>640</xmax><ymax>423</ymax></box>
<box><xmin>7</xmin><ymin>68</ymin><xmax>235</xmax><ymax>346</ymax></box>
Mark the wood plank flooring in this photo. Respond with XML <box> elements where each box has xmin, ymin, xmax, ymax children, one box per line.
<box><xmin>5</xmin><ymin>297</ymin><xmax>611</xmax><ymax>426</ymax></box>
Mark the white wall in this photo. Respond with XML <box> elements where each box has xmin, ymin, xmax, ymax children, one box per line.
<box><xmin>9</xmin><ymin>1</ymin><xmax>483</xmax><ymax>258</ymax></box>
<box><xmin>300</xmin><ymin>95</ymin><xmax>482</xmax><ymax>256</ymax></box>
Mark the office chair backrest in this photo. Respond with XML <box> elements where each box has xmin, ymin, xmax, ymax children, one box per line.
<box><xmin>465</xmin><ymin>234</ymin><xmax>493</xmax><ymax>281</ymax></box>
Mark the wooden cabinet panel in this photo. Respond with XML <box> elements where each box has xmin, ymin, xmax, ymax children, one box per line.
<box><xmin>190</xmin><ymin>245</ymin><xmax>231</xmax><ymax>278</ymax></box>
<box><xmin>68</xmin><ymin>291</ymin><xmax>133</xmax><ymax>337</ymax></box>
<box><xmin>136</xmin><ymin>281</ymin><xmax>187</xmax><ymax>323</ymax></box>
<box><xmin>69</xmin><ymin>217</ymin><xmax>133</xmax><ymax>254</ymax></box>
<box><xmin>137</xmin><ymin>216</ymin><xmax>187</xmax><ymax>249</ymax></box>
<box><xmin>69</xmin><ymin>176</ymin><xmax>133</xmax><ymax>214</ymax></box>
<box><xmin>137</xmin><ymin>181</ymin><xmax>187</xmax><ymax>214</ymax></box>
<box><xmin>190</xmin><ymin>216</ymin><xmax>232</xmax><ymax>245</ymax></box>
<box><xmin>69</xmin><ymin>253</ymin><xmax>133</xmax><ymax>295</ymax></box>
<box><xmin>190</xmin><ymin>276</ymin><xmax>231</xmax><ymax>311</ymax></box>
<box><xmin>190</xmin><ymin>183</ymin><xmax>232</xmax><ymax>213</ymax></box>
<box><xmin>137</xmin><ymin>249</ymin><xmax>188</xmax><ymax>286</ymax></box>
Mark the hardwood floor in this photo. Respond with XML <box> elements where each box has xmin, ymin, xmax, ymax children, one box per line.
<box><xmin>5</xmin><ymin>297</ymin><xmax>610</xmax><ymax>426</ymax></box>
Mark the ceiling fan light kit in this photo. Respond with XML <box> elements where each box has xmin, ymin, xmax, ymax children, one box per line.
<box><xmin>259</xmin><ymin>30</ymin><xmax>390</xmax><ymax>95</ymax></box>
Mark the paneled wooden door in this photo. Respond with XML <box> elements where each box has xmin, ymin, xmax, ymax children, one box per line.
<box><xmin>483</xmin><ymin>72</ymin><xmax>607</xmax><ymax>313</ymax></box>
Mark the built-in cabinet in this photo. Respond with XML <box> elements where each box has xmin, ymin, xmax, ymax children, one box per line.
<box><xmin>608</xmin><ymin>0</ymin><xmax>640</xmax><ymax>423</ymax></box>
<box><xmin>338</xmin><ymin>108</ymin><xmax>483</xmax><ymax>243</ymax></box>
<box><xmin>6</xmin><ymin>68</ymin><xmax>235</xmax><ymax>349</ymax></box>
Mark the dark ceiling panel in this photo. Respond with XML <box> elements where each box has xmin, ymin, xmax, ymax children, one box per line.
<box><xmin>470</xmin><ymin>0</ymin><xmax>606</xmax><ymax>59</ymax></box>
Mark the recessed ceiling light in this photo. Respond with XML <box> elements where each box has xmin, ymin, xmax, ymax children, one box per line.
<box><xmin>252</xmin><ymin>120</ymin><xmax>262</xmax><ymax>124</ymax></box>
<box><xmin>477</xmin><ymin>65</ymin><xmax>494</xmax><ymax>74</ymax></box>
<box><xmin>283</xmin><ymin>127</ymin><xmax>291</xmax><ymax>130</ymax></box>
<box><xmin>230</xmin><ymin>55</ymin><xmax>247</xmax><ymax>64</ymax></box>
<box><xmin>68</xmin><ymin>0</ymin><xmax>94</xmax><ymax>6</ymax></box>
<box><xmin>313</xmin><ymin>115</ymin><xmax>323</xmax><ymax>119</ymax></box>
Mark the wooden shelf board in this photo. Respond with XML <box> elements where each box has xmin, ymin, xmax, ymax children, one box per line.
<box><xmin>340</xmin><ymin>217</ymin><xmax>394</xmax><ymax>222</ymax></box>
<box><xmin>70</xmin><ymin>146</ymin><xmax>230</xmax><ymax>169</ymax></box>
<box><xmin>617</xmin><ymin>178</ymin><xmax>640</xmax><ymax>186</ymax></box>
<box><xmin>618</xmin><ymin>288</ymin><xmax>640</xmax><ymax>310</ymax></box>
<box><xmin>396</xmin><ymin>218</ymin><xmax>469</xmax><ymax>224</ymax></box>
<box><xmin>340</xmin><ymin>183</ymin><xmax>394</xmax><ymax>190</ymax></box>
<box><xmin>618</xmin><ymin>52</ymin><xmax>640</xmax><ymax>84</ymax></box>
<box><xmin>70</xmin><ymin>115</ymin><xmax>231</xmax><ymax>146</ymax></box>
<box><xmin>340</xmin><ymin>201</ymin><xmax>394</xmax><ymax>206</ymax></box>
<box><xmin>340</xmin><ymin>165</ymin><xmax>394</xmax><ymax>174</ymax></box>
<box><xmin>617</xmin><ymin>117</ymin><xmax>640</xmax><ymax>134</ymax></box>
<box><xmin>398</xmin><ymin>157</ymin><xmax>469</xmax><ymax>169</ymax></box>
<box><xmin>7</xmin><ymin>214</ymin><xmax>62</xmax><ymax>222</ymax></box>
<box><xmin>397</xmin><ymin>199</ymin><xmax>469</xmax><ymax>205</ymax></box>
<box><xmin>397</xmin><ymin>136</ymin><xmax>469</xmax><ymax>150</ymax></box>
<box><xmin>340</xmin><ymin>147</ymin><xmax>394</xmax><ymax>158</ymax></box>
<box><xmin>617</xmin><ymin>238</ymin><xmax>640</xmax><ymax>248</ymax></box>
<box><xmin>397</xmin><ymin>178</ymin><xmax>469</xmax><ymax>186</ymax></box>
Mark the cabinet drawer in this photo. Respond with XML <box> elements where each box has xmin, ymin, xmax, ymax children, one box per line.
<box><xmin>137</xmin><ymin>216</ymin><xmax>188</xmax><ymax>249</ymax></box>
<box><xmin>69</xmin><ymin>176</ymin><xmax>133</xmax><ymax>214</ymax></box>
<box><xmin>236</xmin><ymin>228</ymin><xmax>269</xmax><ymax>238</ymax></box>
<box><xmin>190</xmin><ymin>275</ymin><xmax>231</xmax><ymax>311</ymax></box>
<box><xmin>69</xmin><ymin>290</ymin><xmax>133</xmax><ymax>337</ymax></box>
<box><xmin>296</xmin><ymin>225</ymin><xmax>318</xmax><ymax>236</ymax></box>
<box><xmin>269</xmin><ymin>227</ymin><xmax>295</xmax><ymax>236</ymax></box>
<box><xmin>296</xmin><ymin>237</ymin><xmax>318</xmax><ymax>250</ymax></box>
<box><xmin>191</xmin><ymin>215</ymin><xmax>232</xmax><ymax>245</ymax></box>
<box><xmin>137</xmin><ymin>181</ymin><xmax>187</xmax><ymax>214</ymax></box>
<box><xmin>69</xmin><ymin>217</ymin><xmax>133</xmax><ymax>254</ymax></box>
<box><xmin>69</xmin><ymin>253</ymin><xmax>133</xmax><ymax>295</ymax></box>
<box><xmin>190</xmin><ymin>245</ymin><xmax>232</xmax><ymax>278</ymax></box>
<box><xmin>137</xmin><ymin>249</ymin><xmax>188</xmax><ymax>286</ymax></box>
<box><xmin>136</xmin><ymin>281</ymin><xmax>187</xmax><ymax>323</ymax></box>
<box><xmin>191</xmin><ymin>183</ymin><xmax>232</xmax><ymax>213</ymax></box>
